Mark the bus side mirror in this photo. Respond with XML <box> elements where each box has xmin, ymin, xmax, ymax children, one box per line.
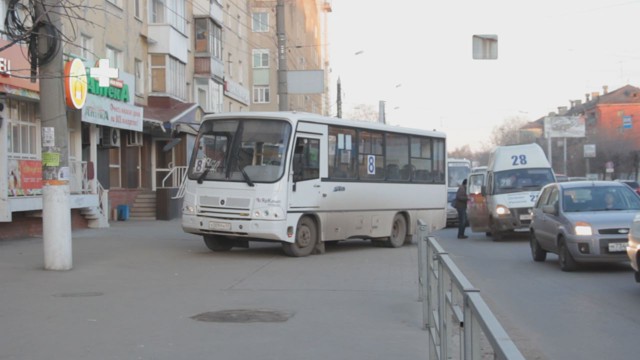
<box><xmin>481</xmin><ymin>185</ymin><xmax>486</xmax><ymax>196</ymax></box>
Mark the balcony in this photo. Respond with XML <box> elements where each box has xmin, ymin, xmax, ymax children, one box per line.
<box><xmin>194</xmin><ymin>56</ymin><xmax>224</xmax><ymax>81</ymax></box>
<box><xmin>192</xmin><ymin>0</ymin><xmax>224</xmax><ymax>24</ymax></box>
<box><xmin>148</xmin><ymin>24</ymin><xmax>189</xmax><ymax>63</ymax></box>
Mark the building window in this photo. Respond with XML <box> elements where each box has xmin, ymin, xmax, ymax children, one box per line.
<box><xmin>150</xmin><ymin>54</ymin><xmax>186</xmax><ymax>99</ymax></box>
<box><xmin>150</xmin><ymin>0</ymin><xmax>186</xmax><ymax>34</ymax></box>
<box><xmin>252</xmin><ymin>12</ymin><xmax>269</xmax><ymax>32</ymax></box>
<box><xmin>81</xmin><ymin>34</ymin><xmax>93</xmax><ymax>63</ymax></box>
<box><xmin>253</xmin><ymin>85</ymin><xmax>270</xmax><ymax>103</ymax></box>
<box><xmin>195</xmin><ymin>18</ymin><xmax>222</xmax><ymax>60</ymax></box>
<box><xmin>252</xmin><ymin>49</ymin><xmax>269</xmax><ymax>68</ymax></box>
<box><xmin>197</xmin><ymin>86</ymin><xmax>207</xmax><ymax>110</ymax></box>
<box><xmin>7</xmin><ymin>98</ymin><xmax>40</xmax><ymax>159</ymax></box>
<box><xmin>227</xmin><ymin>53</ymin><xmax>233</xmax><ymax>78</ymax></box>
<box><xmin>472</xmin><ymin>34</ymin><xmax>498</xmax><ymax>60</ymax></box>
<box><xmin>134</xmin><ymin>0</ymin><xmax>141</xmax><ymax>18</ymax></box>
<box><xmin>238</xmin><ymin>60</ymin><xmax>244</xmax><ymax>85</ymax></box>
<box><xmin>135</xmin><ymin>59</ymin><xmax>144</xmax><ymax>95</ymax></box>
<box><xmin>106</xmin><ymin>46</ymin><xmax>122</xmax><ymax>69</ymax></box>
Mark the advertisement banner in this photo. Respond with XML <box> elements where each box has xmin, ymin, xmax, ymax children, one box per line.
<box><xmin>82</xmin><ymin>95</ymin><xmax>143</xmax><ymax>131</ymax></box>
<box><xmin>544</xmin><ymin>115</ymin><xmax>586</xmax><ymax>138</ymax></box>
<box><xmin>8</xmin><ymin>159</ymin><xmax>43</xmax><ymax>196</ymax></box>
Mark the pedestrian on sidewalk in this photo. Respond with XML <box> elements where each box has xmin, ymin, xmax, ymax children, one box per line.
<box><xmin>454</xmin><ymin>179</ymin><xmax>469</xmax><ymax>239</ymax></box>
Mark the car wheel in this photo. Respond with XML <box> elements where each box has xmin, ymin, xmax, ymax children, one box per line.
<box><xmin>387</xmin><ymin>214</ymin><xmax>407</xmax><ymax>248</ymax></box>
<box><xmin>530</xmin><ymin>231</ymin><xmax>547</xmax><ymax>262</ymax></box>
<box><xmin>558</xmin><ymin>238</ymin><xmax>577</xmax><ymax>272</ymax></box>
<box><xmin>203</xmin><ymin>235</ymin><xmax>234</xmax><ymax>252</ymax></box>
<box><xmin>283</xmin><ymin>216</ymin><xmax>317</xmax><ymax>257</ymax></box>
<box><xmin>635</xmin><ymin>271</ymin><xmax>640</xmax><ymax>283</ymax></box>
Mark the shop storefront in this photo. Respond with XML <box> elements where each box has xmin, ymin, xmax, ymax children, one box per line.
<box><xmin>0</xmin><ymin>41</ymin><xmax>102</xmax><ymax>237</ymax></box>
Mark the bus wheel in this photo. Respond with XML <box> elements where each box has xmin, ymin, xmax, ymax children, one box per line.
<box><xmin>203</xmin><ymin>235</ymin><xmax>234</xmax><ymax>252</ymax></box>
<box><xmin>388</xmin><ymin>214</ymin><xmax>407</xmax><ymax>248</ymax></box>
<box><xmin>283</xmin><ymin>217</ymin><xmax>317</xmax><ymax>257</ymax></box>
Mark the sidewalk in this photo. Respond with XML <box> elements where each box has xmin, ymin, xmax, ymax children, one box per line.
<box><xmin>0</xmin><ymin>219</ymin><xmax>428</xmax><ymax>360</ymax></box>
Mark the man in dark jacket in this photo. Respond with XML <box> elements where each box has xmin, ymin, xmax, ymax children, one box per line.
<box><xmin>454</xmin><ymin>179</ymin><xmax>468</xmax><ymax>239</ymax></box>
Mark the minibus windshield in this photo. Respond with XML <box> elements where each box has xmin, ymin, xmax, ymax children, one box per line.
<box><xmin>188</xmin><ymin>118</ymin><xmax>292</xmax><ymax>184</ymax></box>
<box><xmin>493</xmin><ymin>168</ymin><xmax>555</xmax><ymax>195</ymax></box>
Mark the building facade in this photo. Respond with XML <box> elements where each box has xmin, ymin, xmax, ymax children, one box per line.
<box><xmin>0</xmin><ymin>0</ymin><xmax>330</xmax><ymax>237</ymax></box>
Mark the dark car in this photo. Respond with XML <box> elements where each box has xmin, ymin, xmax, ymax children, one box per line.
<box><xmin>529</xmin><ymin>181</ymin><xmax>640</xmax><ymax>271</ymax></box>
<box><xmin>615</xmin><ymin>179</ymin><xmax>640</xmax><ymax>195</ymax></box>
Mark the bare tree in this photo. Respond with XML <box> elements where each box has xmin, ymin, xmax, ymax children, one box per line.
<box><xmin>448</xmin><ymin>144</ymin><xmax>492</xmax><ymax>167</ymax></box>
<box><xmin>489</xmin><ymin>116</ymin><xmax>530</xmax><ymax>146</ymax></box>
<box><xmin>345</xmin><ymin>104</ymin><xmax>379</xmax><ymax>122</ymax></box>
<box><xmin>448</xmin><ymin>144</ymin><xmax>474</xmax><ymax>160</ymax></box>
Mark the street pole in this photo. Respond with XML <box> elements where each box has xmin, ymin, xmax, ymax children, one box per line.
<box><xmin>563</xmin><ymin>137</ymin><xmax>567</xmax><ymax>175</ymax></box>
<box><xmin>37</xmin><ymin>1</ymin><xmax>72</xmax><ymax>270</ymax></box>
<box><xmin>336</xmin><ymin>77</ymin><xmax>342</xmax><ymax>118</ymax></box>
<box><xmin>378</xmin><ymin>100</ymin><xmax>386</xmax><ymax>124</ymax></box>
<box><xmin>276</xmin><ymin>0</ymin><xmax>288</xmax><ymax>111</ymax></box>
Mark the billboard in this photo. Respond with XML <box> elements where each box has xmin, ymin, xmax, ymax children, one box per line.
<box><xmin>286</xmin><ymin>70</ymin><xmax>325</xmax><ymax>94</ymax></box>
<box><xmin>544</xmin><ymin>115</ymin><xmax>585</xmax><ymax>138</ymax></box>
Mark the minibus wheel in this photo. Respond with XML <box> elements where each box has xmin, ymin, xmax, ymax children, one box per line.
<box><xmin>203</xmin><ymin>235</ymin><xmax>234</xmax><ymax>251</ymax></box>
<box><xmin>283</xmin><ymin>216</ymin><xmax>317</xmax><ymax>257</ymax></box>
<box><xmin>388</xmin><ymin>214</ymin><xmax>407</xmax><ymax>248</ymax></box>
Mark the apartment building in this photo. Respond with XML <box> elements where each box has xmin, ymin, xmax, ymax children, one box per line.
<box><xmin>248</xmin><ymin>0</ymin><xmax>330</xmax><ymax>115</ymax></box>
<box><xmin>0</xmin><ymin>0</ymin><xmax>330</xmax><ymax>237</ymax></box>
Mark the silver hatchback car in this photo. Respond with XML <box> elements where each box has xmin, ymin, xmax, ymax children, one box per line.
<box><xmin>529</xmin><ymin>181</ymin><xmax>640</xmax><ymax>271</ymax></box>
<box><xmin>627</xmin><ymin>214</ymin><xmax>640</xmax><ymax>282</ymax></box>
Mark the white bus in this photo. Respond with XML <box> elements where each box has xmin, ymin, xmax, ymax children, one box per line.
<box><xmin>447</xmin><ymin>158</ymin><xmax>472</xmax><ymax>190</ymax></box>
<box><xmin>181</xmin><ymin>112</ymin><xmax>447</xmax><ymax>256</ymax></box>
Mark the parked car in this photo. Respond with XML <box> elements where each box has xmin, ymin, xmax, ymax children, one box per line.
<box><xmin>529</xmin><ymin>181</ymin><xmax>640</xmax><ymax>271</ymax></box>
<box><xmin>446</xmin><ymin>189</ymin><xmax>458</xmax><ymax>227</ymax></box>
<box><xmin>615</xmin><ymin>179</ymin><xmax>640</xmax><ymax>195</ymax></box>
<box><xmin>628</xmin><ymin>214</ymin><xmax>640</xmax><ymax>282</ymax></box>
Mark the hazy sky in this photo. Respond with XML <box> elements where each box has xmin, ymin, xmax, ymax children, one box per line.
<box><xmin>327</xmin><ymin>0</ymin><xmax>640</xmax><ymax>151</ymax></box>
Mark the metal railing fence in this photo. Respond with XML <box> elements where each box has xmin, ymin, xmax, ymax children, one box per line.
<box><xmin>417</xmin><ymin>220</ymin><xmax>525</xmax><ymax>360</ymax></box>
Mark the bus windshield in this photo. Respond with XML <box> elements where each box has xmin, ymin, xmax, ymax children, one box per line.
<box><xmin>447</xmin><ymin>159</ymin><xmax>471</xmax><ymax>188</ymax></box>
<box><xmin>493</xmin><ymin>168</ymin><xmax>555</xmax><ymax>195</ymax></box>
<box><xmin>188</xmin><ymin>118</ymin><xmax>292</xmax><ymax>184</ymax></box>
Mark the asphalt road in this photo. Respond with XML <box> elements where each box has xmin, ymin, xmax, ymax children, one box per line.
<box><xmin>0</xmin><ymin>219</ymin><xmax>428</xmax><ymax>360</ymax></box>
<box><xmin>433</xmin><ymin>226</ymin><xmax>640</xmax><ymax>360</ymax></box>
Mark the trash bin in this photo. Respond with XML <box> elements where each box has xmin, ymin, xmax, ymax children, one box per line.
<box><xmin>117</xmin><ymin>205</ymin><xmax>130</xmax><ymax>221</ymax></box>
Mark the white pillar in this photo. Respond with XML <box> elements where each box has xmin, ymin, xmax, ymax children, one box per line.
<box><xmin>90</xmin><ymin>124</ymin><xmax>98</xmax><ymax>193</ymax></box>
<box><xmin>43</xmin><ymin>184</ymin><xmax>72</xmax><ymax>270</ymax></box>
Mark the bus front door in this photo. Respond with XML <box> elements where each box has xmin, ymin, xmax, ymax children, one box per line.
<box><xmin>467</xmin><ymin>172</ymin><xmax>490</xmax><ymax>232</ymax></box>
<box><xmin>289</xmin><ymin>134</ymin><xmax>322</xmax><ymax>209</ymax></box>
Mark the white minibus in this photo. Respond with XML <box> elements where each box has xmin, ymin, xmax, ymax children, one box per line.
<box><xmin>467</xmin><ymin>143</ymin><xmax>556</xmax><ymax>240</ymax></box>
<box><xmin>181</xmin><ymin>112</ymin><xmax>447</xmax><ymax>256</ymax></box>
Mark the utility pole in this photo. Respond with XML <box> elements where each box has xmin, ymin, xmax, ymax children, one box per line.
<box><xmin>276</xmin><ymin>0</ymin><xmax>288</xmax><ymax>111</ymax></box>
<box><xmin>378</xmin><ymin>100</ymin><xmax>386</xmax><ymax>124</ymax></box>
<box><xmin>336</xmin><ymin>77</ymin><xmax>342</xmax><ymax>118</ymax></box>
<box><xmin>37</xmin><ymin>1</ymin><xmax>72</xmax><ymax>270</ymax></box>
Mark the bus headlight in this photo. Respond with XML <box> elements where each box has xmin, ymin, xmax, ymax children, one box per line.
<box><xmin>575</xmin><ymin>221</ymin><xmax>592</xmax><ymax>236</ymax></box>
<box><xmin>183</xmin><ymin>204</ymin><xmax>196</xmax><ymax>215</ymax></box>
<box><xmin>495</xmin><ymin>205</ymin><xmax>511</xmax><ymax>216</ymax></box>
